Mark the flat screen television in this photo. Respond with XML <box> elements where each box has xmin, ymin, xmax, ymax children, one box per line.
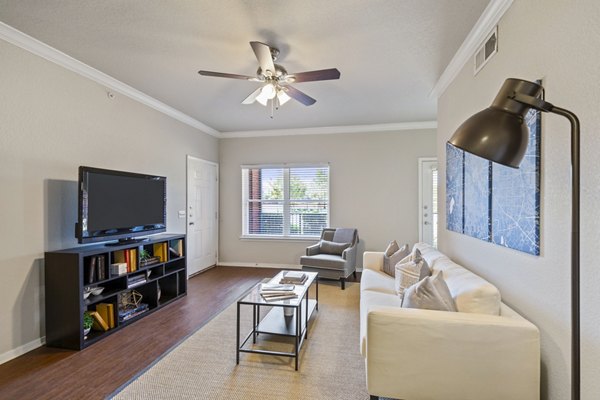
<box><xmin>76</xmin><ymin>166</ymin><xmax>166</xmax><ymax>244</ymax></box>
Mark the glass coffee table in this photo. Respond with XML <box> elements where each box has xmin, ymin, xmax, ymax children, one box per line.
<box><xmin>236</xmin><ymin>271</ymin><xmax>318</xmax><ymax>370</ymax></box>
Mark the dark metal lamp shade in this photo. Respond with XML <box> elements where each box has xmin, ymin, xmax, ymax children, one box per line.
<box><xmin>448</xmin><ymin>78</ymin><xmax>543</xmax><ymax>168</ymax></box>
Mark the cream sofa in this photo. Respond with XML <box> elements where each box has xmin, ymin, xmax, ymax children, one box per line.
<box><xmin>360</xmin><ymin>243</ymin><xmax>540</xmax><ymax>400</ymax></box>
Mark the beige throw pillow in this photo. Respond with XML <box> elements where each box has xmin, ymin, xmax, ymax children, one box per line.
<box><xmin>382</xmin><ymin>243</ymin><xmax>409</xmax><ymax>277</ymax></box>
<box><xmin>384</xmin><ymin>240</ymin><xmax>399</xmax><ymax>257</ymax></box>
<box><xmin>402</xmin><ymin>272</ymin><xmax>457</xmax><ymax>312</ymax></box>
<box><xmin>394</xmin><ymin>249</ymin><xmax>431</xmax><ymax>298</ymax></box>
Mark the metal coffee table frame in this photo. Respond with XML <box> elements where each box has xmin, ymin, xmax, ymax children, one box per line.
<box><xmin>236</xmin><ymin>271</ymin><xmax>319</xmax><ymax>370</ymax></box>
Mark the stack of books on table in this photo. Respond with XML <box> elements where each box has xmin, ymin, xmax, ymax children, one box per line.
<box><xmin>280</xmin><ymin>271</ymin><xmax>308</xmax><ymax>285</ymax></box>
<box><xmin>260</xmin><ymin>283</ymin><xmax>297</xmax><ymax>301</ymax></box>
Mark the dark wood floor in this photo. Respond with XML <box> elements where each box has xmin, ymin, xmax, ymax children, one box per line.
<box><xmin>0</xmin><ymin>267</ymin><xmax>270</xmax><ymax>400</ymax></box>
<box><xmin>0</xmin><ymin>267</ymin><xmax>360</xmax><ymax>400</ymax></box>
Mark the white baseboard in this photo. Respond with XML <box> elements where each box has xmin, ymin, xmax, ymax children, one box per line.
<box><xmin>0</xmin><ymin>336</ymin><xmax>45</xmax><ymax>365</ymax></box>
<box><xmin>217</xmin><ymin>262</ymin><xmax>302</xmax><ymax>269</ymax></box>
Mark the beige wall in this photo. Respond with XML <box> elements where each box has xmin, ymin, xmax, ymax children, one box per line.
<box><xmin>219</xmin><ymin>130</ymin><xmax>436</xmax><ymax>267</ymax></box>
<box><xmin>0</xmin><ymin>40</ymin><xmax>218</xmax><ymax>359</ymax></box>
<box><xmin>437</xmin><ymin>1</ymin><xmax>600</xmax><ymax>399</ymax></box>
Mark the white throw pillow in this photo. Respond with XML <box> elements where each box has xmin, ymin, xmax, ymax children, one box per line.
<box><xmin>394</xmin><ymin>252</ymin><xmax>431</xmax><ymax>298</ymax></box>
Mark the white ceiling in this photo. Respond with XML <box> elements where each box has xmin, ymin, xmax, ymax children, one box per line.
<box><xmin>0</xmin><ymin>0</ymin><xmax>489</xmax><ymax>134</ymax></box>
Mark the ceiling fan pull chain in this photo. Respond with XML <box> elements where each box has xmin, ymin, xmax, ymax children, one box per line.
<box><xmin>270</xmin><ymin>98</ymin><xmax>274</xmax><ymax>119</ymax></box>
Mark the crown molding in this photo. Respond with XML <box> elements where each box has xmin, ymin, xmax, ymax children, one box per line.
<box><xmin>430</xmin><ymin>0</ymin><xmax>514</xmax><ymax>98</ymax></box>
<box><xmin>0</xmin><ymin>22</ymin><xmax>221</xmax><ymax>138</ymax></box>
<box><xmin>221</xmin><ymin>121</ymin><xmax>437</xmax><ymax>138</ymax></box>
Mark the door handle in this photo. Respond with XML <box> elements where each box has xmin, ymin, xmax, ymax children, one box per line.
<box><xmin>189</xmin><ymin>222</ymin><xmax>195</xmax><ymax>226</ymax></box>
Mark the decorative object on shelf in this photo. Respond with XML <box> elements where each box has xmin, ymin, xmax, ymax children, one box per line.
<box><xmin>83</xmin><ymin>312</ymin><xmax>93</xmax><ymax>337</ymax></box>
<box><xmin>157</xmin><ymin>283</ymin><xmax>161</xmax><ymax>302</ymax></box>
<box><xmin>83</xmin><ymin>287</ymin><xmax>93</xmax><ymax>299</ymax></box>
<box><xmin>447</xmin><ymin>77</ymin><xmax>580</xmax><ymax>400</ymax></box>
<box><xmin>90</xmin><ymin>286</ymin><xmax>104</xmax><ymax>296</ymax></box>
<box><xmin>119</xmin><ymin>290</ymin><xmax>143</xmax><ymax>309</ymax></box>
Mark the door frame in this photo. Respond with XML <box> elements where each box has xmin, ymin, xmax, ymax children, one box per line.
<box><xmin>418</xmin><ymin>157</ymin><xmax>438</xmax><ymax>244</ymax></box>
<box><xmin>186</xmin><ymin>155</ymin><xmax>219</xmax><ymax>276</ymax></box>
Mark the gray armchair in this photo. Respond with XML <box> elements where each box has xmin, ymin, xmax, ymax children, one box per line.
<box><xmin>300</xmin><ymin>228</ymin><xmax>359</xmax><ymax>289</ymax></box>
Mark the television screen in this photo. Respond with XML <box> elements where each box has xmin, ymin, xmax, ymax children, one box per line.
<box><xmin>77</xmin><ymin>166</ymin><xmax>166</xmax><ymax>244</ymax></box>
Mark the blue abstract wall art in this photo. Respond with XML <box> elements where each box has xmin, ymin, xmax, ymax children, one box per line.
<box><xmin>445</xmin><ymin>107</ymin><xmax>541</xmax><ymax>255</ymax></box>
<box><xmin>445</xmin><ymin>143</ymin><xmax>464</xmax><ymax>233</ymax></box>
<box><xmin>491</xmin><ymin>108</ymin><xmax>541</xmax><ymax>255</ymax></box>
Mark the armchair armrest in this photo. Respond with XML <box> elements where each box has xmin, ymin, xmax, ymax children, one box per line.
<box><xmin>365</xmin><ymin>306</ymin><xmax>540</xmax><ymax>400</ymax></box>
<box><xmin>363</xmin><ymin>251</ymin><xmax>384</xmax><ymax>271</ymax></box>
<box><xmin>306</xmin><ymin>242</ymin><xmax>321</xmax><ymax>256</ymax></box>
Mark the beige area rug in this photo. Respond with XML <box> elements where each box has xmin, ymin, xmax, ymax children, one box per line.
<box><xmin>111</xmin><ymin>281</ymin><xmax>371</xmax><ymax>400</ymax></box>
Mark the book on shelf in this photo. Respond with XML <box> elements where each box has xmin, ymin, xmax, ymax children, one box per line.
<box><xmin>96</xmin><ymin>303</ymin><xmax>115</xmax><ymax>329</ymax></box>
<box><xmin>127</xmin><ymin>275</ymin><xmax>147</xmax><ymax>288</ymax></box>
<box><xmin>140</xmin><ymin>256</ymin><xmax>161</xmax><ymax>267</ymax></box>
<box><xmin>129</xmin><ymin>249</ymin><xmax>137</xmax><ymax>272</ymax></box>
<box><xmin>118</xmin><ymin>303</ymin><xmax>149</xmax><ymax>322</ymax></box>
<box><xmin>153</xmin><ymin>243</ymin><xmax>167</xmax><ymax>263</ymax></box>
<box><xmin>89</xmin><ymin>311</ymin><xmax>109</xmax><ymax>331</ymax></box>
<box><xmin>88</xmin><ymin>256</ymin><xmax>97</xmax><ymax>284</ymax></box>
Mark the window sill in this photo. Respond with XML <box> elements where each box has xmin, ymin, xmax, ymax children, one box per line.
<box><xmin>239</xmin><ymin>235</ymin><xmax>320</xmax><ymax>242</ymax></box>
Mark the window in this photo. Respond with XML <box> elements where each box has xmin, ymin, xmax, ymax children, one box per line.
<box><xmin>242</xmin><ymin>164</ymin><xmax>329</xmax><ymax>238</ymax></box>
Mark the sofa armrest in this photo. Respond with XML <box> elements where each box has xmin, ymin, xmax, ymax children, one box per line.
<box><xmin>365</xmin><ymin>307</ymin><xmax>540</xmax><ymax>400</ymax></box>
<box><xmin>363</xmin><ymin>251</ymin><xmax>384</xmax><ymax>271</ymax></box>
<box><xmin>306</xmin><ymin>243</ymin><xmax>321</xmax><ymax>256</ymax></box>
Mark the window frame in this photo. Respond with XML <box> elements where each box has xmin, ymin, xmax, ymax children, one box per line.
<box><xmin>240</xmin><ymin>163</ymin><xmax>330</xmax><ymax>240</ymax></box>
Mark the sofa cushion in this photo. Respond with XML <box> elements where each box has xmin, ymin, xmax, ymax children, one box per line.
<box><xmin>359</xmin><ymin>289</ymin><xmax>403</xmax><ymax>356</ymax></box>
<box><xmin>413</xmin><ymin>242</ymin><xmax>447</xmax><ymax>268</ymax></box>
<box><xmin>402</xmin><ymin>272</ymin><xmax>457</xmax><ymax>312</ymax></box>
<box><xmin>319</xmin><ymin>240</ymin><xmax>350</xmax><ymax>255</ymax></box>
<box><xmin>432</xmin><ymin>257</ymin><xmax>501</xmax><ymax>315</ymax></box>
<box><xmin>383</xmin><ymin>244</ymin><xmax>409</xmax><ymax>277</ymax></box>
<box><xmin>394</xmin><ymin>251</ymin><xmax>431</xmax><ymax>298</ymax></box>
<box><xmin>360</xmin><ymin>269</ymin><xmax>396</xmax><ymax>295</ymax></box>
<box><xmin>384</xmin><ymin>240</ymin><xmax>399</xmax><ymax>256</ymax></box>
<box><xmin>300</xmin><ymin>254</ymin><xmax>346</xmax><ymax>270</ymax></box>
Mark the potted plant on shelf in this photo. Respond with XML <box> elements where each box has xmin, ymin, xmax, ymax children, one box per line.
<box><xmin>83</xmin><ymin>311</ymin><xmax>93</xmax><ymax>336</ymax></box>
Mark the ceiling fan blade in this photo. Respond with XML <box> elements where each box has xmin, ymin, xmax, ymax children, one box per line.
<box><xmin>250</xmin><ymin>41</ymin><xmax>275</xmax><ymax>76</ymax></box>
<box><xmin>288</xmin><ymin>68</ymin><xmax>340</xmax><ymax>83</ymax></box>
<box><xmin>284</xmin><ymin>85</ymin><xmax>317</xmax><ymax>106</ymax></box>
<box><xmin>241</xmin><ymin>87</ymin><xmax>263</xmax><ymax>104</ymax></box>
<box><xmin>198</xmin><ymin>70</ymin><xmax>259</xmax><ymax>81</ymax></box>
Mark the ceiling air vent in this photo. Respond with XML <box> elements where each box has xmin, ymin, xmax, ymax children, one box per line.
<box><xmin>474</xmin><ymin>26</ymin><xmax>498</xmax><ymax>75</ymax></box>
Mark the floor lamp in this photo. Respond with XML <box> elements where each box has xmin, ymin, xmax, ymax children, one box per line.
<box><xmin>447</xmin><ymin>78</ymin><xmax>580</xmax><ymax>400</ymax></box>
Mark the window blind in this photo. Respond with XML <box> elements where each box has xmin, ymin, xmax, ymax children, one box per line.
<box><xmin>242</xmin><ymin>165</ymin><xmax>329</xmax><ymax>238</ymax></box>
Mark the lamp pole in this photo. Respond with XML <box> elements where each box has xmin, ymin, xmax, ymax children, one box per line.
<box><xmin>511</xmin><ymin>95</ymin><xmax>580</xmax><ymax>400</ymax></box>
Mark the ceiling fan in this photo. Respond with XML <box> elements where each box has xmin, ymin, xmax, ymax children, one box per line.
<box><xmin>198</xmin><ymin>41</ymin><xmax>340</xmax><ymax>115</ymax></box>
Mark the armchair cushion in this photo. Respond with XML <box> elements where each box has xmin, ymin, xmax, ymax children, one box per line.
<box><xmin>332</xmin><ymin>228</ymin><xmax>357</xmax><ymax>244</ymax></box>
<box><xmin>319</xmin><ymin>240</ymin><xmax>351</xmax><ymax>255</ymax></box>
<box><xmin>300</xmin><ymin>254</ymin><xmax>348</xmax><ymax>270</ymax></box>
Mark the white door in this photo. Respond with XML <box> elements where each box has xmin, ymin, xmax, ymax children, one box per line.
<box><xmin>187</xmin><ymin>156</ymin><xmax>218</xmax><ymax>276</ymax></box>
<box><xmin>419</xmin><ymin>158</ymin><xmax>438</xmax><ymax>247</ymax></box>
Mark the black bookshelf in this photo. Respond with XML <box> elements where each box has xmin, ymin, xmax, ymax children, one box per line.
<box><xmin>44</xmin><ymin>233</ymin><xmax>186</xmax><ymax>350</ymax></box>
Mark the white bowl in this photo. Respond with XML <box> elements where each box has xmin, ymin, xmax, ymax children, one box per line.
<box><xmin>90</xmin><ymin>286</ymin><xmax>104</xmax><ymax>296</ymax></box>
<box><xmin>83</xmin><ymin>291</ymin><xmax>91</xmax><ymax>299</ymax></box>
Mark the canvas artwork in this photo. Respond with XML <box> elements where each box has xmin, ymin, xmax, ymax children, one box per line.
<box><xmin>445</xmin><ymin>108</ymin><xmax>541</xmax><ymax>255</ymax></box>
<box><xmin>463</xmin><ymin>153</ymin><xmax>491</xmax><ymax>241</ymax></box>
<box><xmin>491</xmin><ymin>108</ymin><xmax>541</xmax><ymax>255</ymax></box>
<box><xmin>445</xmin><ymin>143</ymin><xmax>464</xmax><ymax>233</ymax></box>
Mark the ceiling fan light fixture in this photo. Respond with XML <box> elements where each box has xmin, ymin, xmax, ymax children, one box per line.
<box><xmin>277</xmin><ymin>88</ymin><xmax>291</xmax><ymax>105</ymax></box>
